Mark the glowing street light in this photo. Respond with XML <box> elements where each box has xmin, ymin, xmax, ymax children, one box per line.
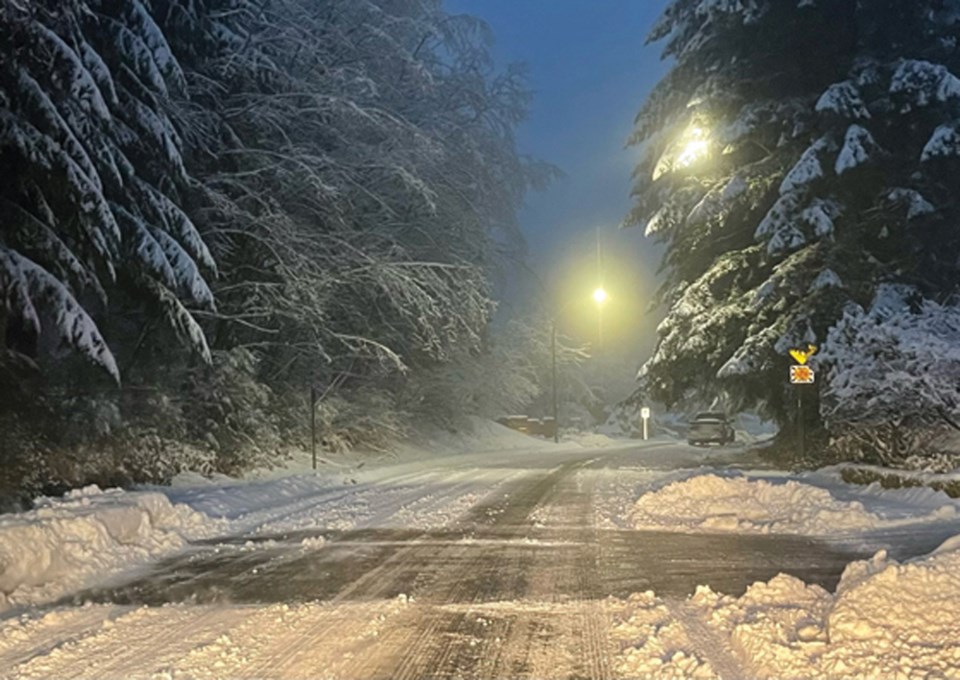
<box><xmin>677</xmin><ymin>126</ymin><xmax>710</xmax><ymax>168</ymax></box>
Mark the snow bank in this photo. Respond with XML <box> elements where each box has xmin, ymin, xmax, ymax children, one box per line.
<box><xmin>689</xmin><ymin>536</ymin><xmax>960</xmax><ymax>678</ymax></box>
<box><xmin>629</xmin><ymin>474</ymin><xmax>957</xmax><ymax>535</ymax></box>
<box><xmin>0</xmin><ymin>485</ymin><xmax>221</xmax><ymax>610</ymax></box>
<box><xmin>612</xmin><ymin>591</ymin><xmax>715</xmax><ymax>679</ymax></box>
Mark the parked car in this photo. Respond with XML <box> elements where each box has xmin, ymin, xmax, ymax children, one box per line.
<box><xmin>687</xmin><ymin>412</ymin><xmax>735</xmax><ymax>446</ymax></box>
<box><xmin>497</xmin><ymin>415</ymin><xmax>533</xmax><ymax>434</ymax></box>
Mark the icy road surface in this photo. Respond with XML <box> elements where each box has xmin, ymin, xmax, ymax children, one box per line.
<box><xmin>2</xmin><ymin>441</ymin><xmax>958</xmax><ymax>679</ymax></box>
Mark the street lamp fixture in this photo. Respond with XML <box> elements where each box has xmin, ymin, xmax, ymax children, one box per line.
<box><xmin>676</xmin><ymin>126</ymin><xmax>710</xmax><ymax>168</ymax></box>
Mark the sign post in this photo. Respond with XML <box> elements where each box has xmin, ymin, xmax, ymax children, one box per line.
<box><xmin>788</xmin><ymin>345</ymin><xmax>817</xmax><ymax>461</ymax></box>
<box><xmin>640</xmin><ymin>407</ymin><xmax>651</xmax><ymax>440</ymax></box>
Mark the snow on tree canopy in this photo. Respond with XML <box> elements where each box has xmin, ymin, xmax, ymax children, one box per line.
<box><xmin>835</xmin><ymin>125</ymin><xmax>878</xmax><ymax>174</ymax></box>
<box><xmin>820</xmin><ymin>291</ymin><xmax>960</xmax><ymax>431</ymax></box>
<box><xmin>869</xmin><ymin>283</ymin><xmax>920</xmax><ymax>321</ymax></box>
<box><xmin>774</xmin><ymin>320</ymin><xmax>817</xmax><ymax>356</ymax></box>
<box><xmin>887</xmin><ymin>188</ymin><xmax>935</xmax><ymax>219</ymax></box>
<box><xmin>816</xmin><ymin>81</ymin><xmax>871</xmax><ymax>120</ymax></box>
<box><xmin>800</xmin><ymin>198</ymin><xmax>841</xmax><ymax>238</ymax></box>
<box><xmin>809</xmin><ymin>268</ymin><xmax>842</xmax><ymax>291</ymax></box>
<box><xmin>921</xmin><ymin>123</ymin><xmax>960</xmax><ymax>161</ymax></box>
<box><xmin>890</xmin><ymin>59</ymin><xmax>960</xmax><ymax>107</ymax></box>
<box><xmin>717</xmin><ymin>323</ymin><xmax>779</xmax><ymax>378</ymax></box>
<box><xmin>686</xmin><ymin>175</ymin><xmax>747</xmax><ymax>226</ymax></box>
<box><xmin>780</xmin><ymin>136</ymin><xmax>833</xmax><ymax>195</ymax></box>
<box><xmin>0</xmin><ymin>0</ymin><xmax>218</xmax><ymax>376</ymax></box>
<box><xmin>0</xmin><ymin>247</ymin><xmax>119</xmax><ymax>381</ymax></box>
<box><xmin>756</xmin><ymin>191</ymin><xmax>813</xmax><ymax>254</ymax></box>
<box><xmin>722</xmin><ymin>175</ymin><xmax>748</xmax><ymax>200</ymax></box>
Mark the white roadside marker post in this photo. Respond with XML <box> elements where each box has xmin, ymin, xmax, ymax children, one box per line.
<box><xmin>641</xmin><ymin>406</ymin><xmax>651</xmax><ymax>440</ymax></box>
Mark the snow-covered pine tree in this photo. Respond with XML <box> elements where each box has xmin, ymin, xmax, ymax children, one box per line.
<box><xmin>0</xmin><ymin>0</ymin><xmax>216</xmax><ymax>379</ymax></box>
<box><xmin>630</xmin><ymin>0</ymin><xmax>960</xmax><ymax>451</ymax></box>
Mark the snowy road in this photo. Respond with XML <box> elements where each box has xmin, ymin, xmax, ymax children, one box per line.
<box><xmin>2</xmin><ymin>441</ymin><xmax>957</xmax><ymax>679</ymax></box>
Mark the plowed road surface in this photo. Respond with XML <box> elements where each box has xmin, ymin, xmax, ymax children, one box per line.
<box><xmin>0</xmin><ymin>442</ymin><xmax>946</xmax><ymax>679</ymax></box>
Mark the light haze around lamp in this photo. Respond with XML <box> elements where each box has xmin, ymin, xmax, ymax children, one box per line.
<box><xmin>550</xmin><ymin>288</ymin><xmax>609</xmax><ymax>443</ymax></box>
<box><xmin>677</xmin><ymin>127</ymin><xmax>710</xmax><ymax>167</ymax></box>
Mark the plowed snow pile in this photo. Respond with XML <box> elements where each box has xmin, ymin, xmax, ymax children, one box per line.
<box><xmin>0</xmin><ymin>486</ymin><xmax>221</xmax><ymax>611</ymax></box>
<box><xmin>630</xmin><ymin>474</ymin><xmax>956</xmax><ymax>535</ymax></box>
<box><xmin>685</xmin><ymin>536</ymin><xmax>960</xmax><ymax>678</ymax></box>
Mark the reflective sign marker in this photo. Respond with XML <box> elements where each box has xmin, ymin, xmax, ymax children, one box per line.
<box><xmin>790</xmin><ymin>365</ymin><xmax>815</xmax><ymax>384</ymax></box>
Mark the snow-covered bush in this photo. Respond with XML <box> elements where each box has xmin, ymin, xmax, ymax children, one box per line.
<box><xmin>182</xmin><ymin>349</ymin><xmax>282</xmax><ymax>474</ymax></box>
<box><xmin>314</xmin><ymin>389</ymin><xmax>409</xmax><ymax>454</ymax></box>
<box><xmin>820</xmin><ymin>286</ymin><xmax>960</xmax><ymax>463</ymax></box>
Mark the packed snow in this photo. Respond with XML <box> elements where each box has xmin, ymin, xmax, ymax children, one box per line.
<box><xmin>684</xmin><ymin>538</ymin><xmax>960</xmax><ymax>678</ymax></box>
<box><xmin>0</xmin><ymin>486</ymin><xmax>222</xmax><ymax>611</ymax></box>
<box><xmin>628</xmin><ymin>472</ymin><xmax>958</xmax><ymax>535</ymax></box>
<box><xmin>0</xmin><ymin>419</ymin><xmax>627</xmax><ymax>613</ymax></box>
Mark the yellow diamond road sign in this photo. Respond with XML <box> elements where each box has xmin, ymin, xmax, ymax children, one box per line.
<box><xmin>790</xmin><ymin>365</ymin><xmax>815</xmax><ymax>384</ymax></box>
<box><xmin>789</xmin><ymin>345</ymin><xmax>818</xmax><ymax>366</ymax></box>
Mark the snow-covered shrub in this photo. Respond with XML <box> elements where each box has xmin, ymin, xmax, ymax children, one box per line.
<box><xmin>182</xmin><ymin>349</ymin><xmax>282</xmax><ymax>474</ymax></box>
<box><xmin>314</xmin><ymin>389</ymin><xmax>409</xmax><ymax>454</ymax></box>
<box><xmin>820</xmin><ymin>286</ymin><xmax>960</xmax><ymax>463</ymax></box>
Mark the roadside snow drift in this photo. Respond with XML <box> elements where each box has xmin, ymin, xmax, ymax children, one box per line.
<box><xmin>630</xmin><ymin>473</ymin><xmax>957</xmax><ymax>535</ymax></box>
<box><xmin>0</xmin><ymin>486</ymin><xmax>221</xmax><ymax>611</ymax></box>
<box><xmin>686</xmin><ymin>536</ymin><xmax>960</xmax><ymax>678</ymax></box>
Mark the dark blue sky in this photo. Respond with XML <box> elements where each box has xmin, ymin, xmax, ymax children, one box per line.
<box><xmin>445</xmin><ymin>0</ymin><xmax>671</xmax><ymax>356</ymax></box>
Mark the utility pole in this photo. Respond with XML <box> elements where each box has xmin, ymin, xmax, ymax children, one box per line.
<box><xmin>596</xmin><ymin>226</ymin><xmax>603</xmax><ymax>351</ymax></box>
<box><xmin>551</xmin><ymin>320</ymin><xmax>559</xmax><ymax>443</ymax></box>
<box><xmin>310</xmin><ymin>385</ymin><xmax>317</xmax><ymax>470</ymax></box>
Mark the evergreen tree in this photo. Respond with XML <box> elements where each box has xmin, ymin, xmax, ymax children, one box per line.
<box><xmin>630</xmin><ymin>0</ymin><xmax>960</xmax><ymax>452</ymax></box>
<box><xmin>0</xmin><ymin>0</ymin><xmax>216</xmax><ymax>380</ymax></box>
<box><xmin>0</xmin><ymin>0</ymin><xmax>548</xmax><ymax>492</ymax></box>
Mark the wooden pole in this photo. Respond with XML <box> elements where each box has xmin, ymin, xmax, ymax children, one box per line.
<box><xmin>798</xmin><ymin>386</ymin><xmax>805</xmax><ymax>460</ymax></box>
<box><xmin>552</xmin><ymin>321</ymin><xmax>559</xmax><ymax>443</ymax></box>
<box><xmin>310</xmin><ymin>386</ymin><xmax>317</xmax><ymax>471</ymax></box>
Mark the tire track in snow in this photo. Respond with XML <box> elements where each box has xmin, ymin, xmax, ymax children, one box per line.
<box><xmin>233</xmin><ymin>468</ymin><xmax>530</xmax><ymax>678</ymax></box>
<box><xmin>666</xmin><ymin>599</ymin><xmax>746</xmax><ymax>680</ymax></box>
<box><xmin>359</xmin><ymin>459</ymin><xmax>611</xmax><ymax>680</ymax></box>
<box><xmin>0</xmin><ymin>607</ymin><xmax>133</xmax><ymax>673</ymax></box>
<box><xmin>6</xmin><ymin>606</ymin><xmax>240</xmax><ymax>680</ymax></box>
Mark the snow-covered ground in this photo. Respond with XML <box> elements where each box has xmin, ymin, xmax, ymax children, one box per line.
<box><xmin>0</xmin><ymin>419</ymin><xmax>627</xmax><ymax>612</ymax></box>
<box><xmin>625</xmin><ymin>471</ymin><xmax>958</xmax><ymax>535</ymax></box>
<box><xmin>0</xmin><ymin>487</ymin><xmax>223</xmax><ymax>612</ymax></box>
<box><xmin>604</xmin><ymin>465</ymin><xmax>960</xmax><ymax>678</ymax></box>
<box><xmin>3</xmin><ymin>430</ymin><xmax>960</xmax><ymax>678</ymax></box>
<box><xmin>613</xmin><ymin>539</ymin><xmax>960</xmax><ymax>680</ymax></box>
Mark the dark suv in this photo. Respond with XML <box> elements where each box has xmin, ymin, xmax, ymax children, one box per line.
<box><xmin>687</xmin><ymin>412</ymin><xmax>735</xmax><ymax>446</ymax></box>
